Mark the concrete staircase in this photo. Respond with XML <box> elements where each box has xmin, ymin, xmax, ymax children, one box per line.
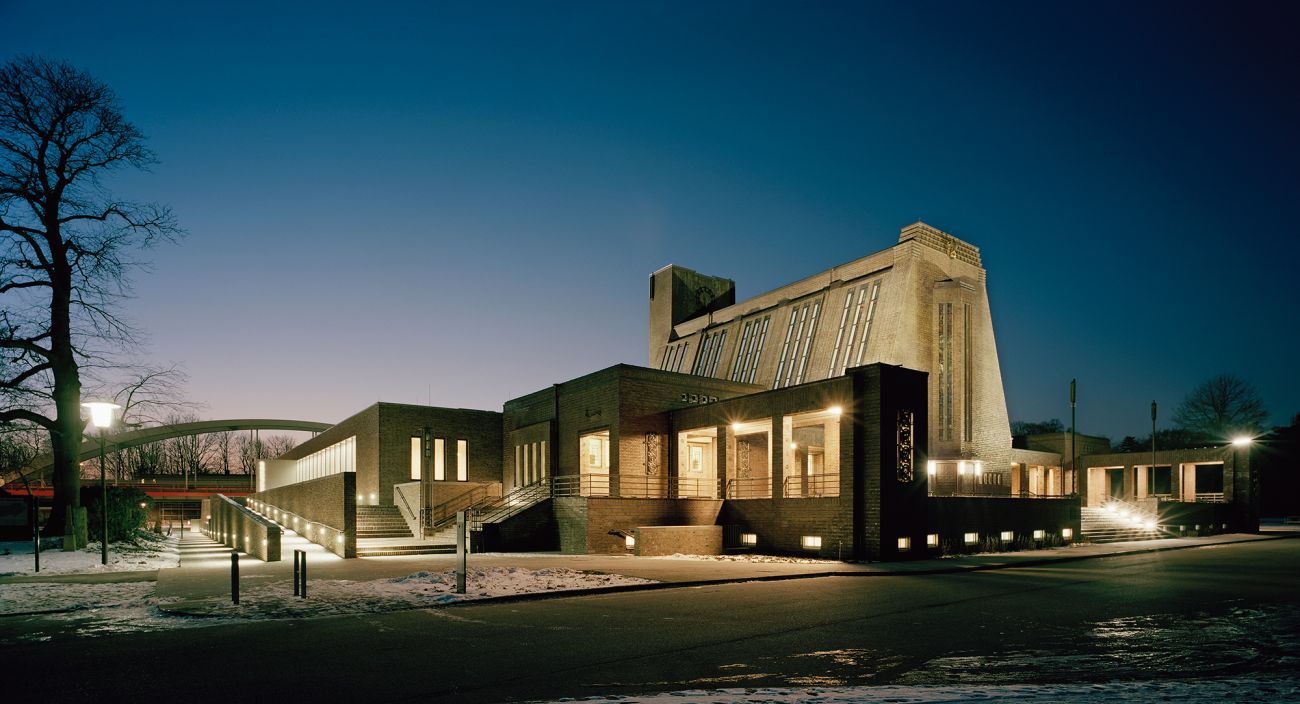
<box><xmin>355</xmin><ymin>505</ymin><xmax>457</xmax><ymax>557</ymax></box>
<box><xmin>1081</xmin><ymin>504</ymin><xmax>1162</xmax><ymax>543</ymax></box>
<box><xmin>356</xmin><ymin>505</ymin><xmax>414</xmax><ymax>539</ymax></box>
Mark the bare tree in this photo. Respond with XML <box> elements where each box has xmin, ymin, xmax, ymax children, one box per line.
<box><xmin>0</xmin><ymin>57</ymin><xmax>179</xmax><ymax>532</ymax></box>
<box><xmin>108</xmin><ymin>364</ymin><xmax>199</xmax><ymax>427</ymax></box>
<box><xmin>1173</xmin><ymin>374</ymin><xmax>1269</xmax><ymax>440</ymax></box>
<box><xmin>262</xmin><ymin>433</ymin><xmax>298</xmax><ymax>460</ymax></box>
<box><xmin>236</xmin><ymin>433</ymin><xmax>263</xmax><ymax>476</ymax></box>
<box><xmin>211</xmin><ymin>430</ymin><xmax>233</xmax><ymax>474</ymax></box>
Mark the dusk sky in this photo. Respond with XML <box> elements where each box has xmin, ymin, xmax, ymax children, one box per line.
<box><xmin>3</xmin><ymin>1</ymin><xmax>1297</xmax><ymax>441</ymax></box>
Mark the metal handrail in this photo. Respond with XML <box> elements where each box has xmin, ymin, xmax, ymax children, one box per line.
<box><xmin>394</xmin><ymin>483</ymin><xmax>420</xmax><ymax>538</ymax></box>
<box><xmin>1194</xmin><ymin>492</ymin><xmax>1226</xmax><ymax>503</ymax></box>
<box><xmin>782</xmin><ymin>474</ymin><xmax>840</xmax><ymax>498</ymax></box>
<box><xmin>726</xmin><ymin>477</ymin><xmax>772</xmax><ymax>499</ymax></box>
<box><xmin>474</xmin><ymin>478</ymin><xmax>552</xmax><ymax>527</ymax></box>
<box><xmin>427</xmin><ymin>484</ymin><xmax>493</xmax><ymax>530</ymax></box>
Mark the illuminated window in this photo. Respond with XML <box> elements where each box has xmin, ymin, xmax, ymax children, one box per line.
<box><xmin>579</xmin><ymin>430</ymin><xmax>611</xmax><ymax>496</ymax></box>
<box><xmin>294</xmin><ymin>436</ymin><xmax>355</xmax><ymax>484</ymax></box>
<box><xmin>774</xmin><ymin>299</ymin><xmax>822</xmax><ymax>389</ymax></box>
<box><xmin>897</xmin><ymin>537</ymin><xmax>911</xmax><ymax>551</ymax></box>
<box><xmin>409</xmin><ymin>437</ymin><xmax>421</xmax><ymax>480</ymax></box>
<box><xmin>1000</xmin><ymin>531</ymin><xmax>1013</xmax><ymax>541</ymax></box>
<box><xmin>963</xmin><ymin>303</ymin><xmax>973</xmax><ymax>442</ymax></box>
<box><xmin>963</xmin><ymin>531</ymin><xmax>978</xmax><ymax>545</ymax></box>
<box><xmin>801</xmin><ymin>535</ymin><xmax>822</xmax><ymax>550</ymax></box>
<box><xmin>731</xmin><ymin>315</ymin><xmax>771</xmax><ymax>383</ymax></box>
<box><xmin>692</xmin><ymin>330</ymin><xmax>728</xmax><ymax>378</ymax></box>
<box><xmin>740</xmin><ymin>532</ymin><xmax>757</xmax><ymax>546</ymax></box>
<box><xmin>938</xmin><ymin>303</ymin><xmax>954</xmax><ymax>441</ymax></box>
<box><xmin>1033</xmin><ymin>529</ymin><xmax>1045</xmax><ymax>540</ymax></box>
<box><xmin>433</xmin><ymin>438</ymin><xmax>445</xmax><ymax>481</ymax></box>
<box><xmin>662</xmin><ymin>342</ymin><xmax>690</xmax><ymax>373</ymax></box>
<box><xmin>926</xmin><ymin>533</ymin><xmax>939</xmax><ymax>548</ymax></box>
<box><xmin>781</xmin><ymin>408</ymin><xmax>840</xmax><ymax>497</ymax></box>
<box><xmin>456</xmin><ymin>440</ymin><xmax>468</xmax><ymax>481</ymax></box>
<box><xmin>540</xmin><ymin>440</ymin><xmax>548</xmax><ymax>479</ymax></box>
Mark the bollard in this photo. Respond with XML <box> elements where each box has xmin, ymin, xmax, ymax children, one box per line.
<box><xmin>293</xmin><ymin>549</ymin><xmax>300</xmax><ymax>596</ymax></box>
<box><xmin>231</xmin><ymin>551</ymin><xmax>239</xmax><ymax>605</ymax></box>
<box><xmin>455</xmin><ymin>510</ymin><xmax>467</xmax><ymax>594</ymax></box>
<box><xmin>300</xmin><ymin>550</ymin><xmax>307</xmax><ymax>599</ymax></box>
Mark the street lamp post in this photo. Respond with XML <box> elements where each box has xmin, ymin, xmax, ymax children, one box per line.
<box><xmin>82</xmin><ymin>402</ymin><xmax>120</xmax><ymax>566</ymax></box>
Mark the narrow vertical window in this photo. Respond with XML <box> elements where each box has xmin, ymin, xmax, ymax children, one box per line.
<box><xmin>731</xmin><ymin>321</ymin><xmax>753</xmax><ymax>381</ymax></box>
<box><xmin>707</xmin><ymin>330</ymin><xmax>727</xmax><ymax>377</ymax></box>
<box><xmin>963</xmin><ymin>303</ymin><xmax>973</xmax><ymax>442</ymax></box>
<box><xmin>827</xmin><ymin>287</ymin><xmax>855</xmax><ymax>378</ymax></box>
<box><xmin>540</xmin><ymin>440</ymin><xmax>549</xmax><ymax>479</ymax></box>
<box><xmin>773</xmin><ymin>309</ymin><xmax>799</xmax><ymax>389</ymax></box>
<box><xmin>794</xmin><ymin>301</ymin><xmax>820</xmax><ymax>384</ymax></box>
<box><xmin>410</xmin><ymin>437</ymin><xmax>422</xmax><ymax>480</ymax></box>
<box><xmin>456</xmin><ymin>439</ymin><xmax>468</xmax><ymax>481</ymax></box>
<box><xmin>514</xmin><ymin>445</ymin><xmax>523</xmax><ymax>487</ymax></box>
<box><xmin>747</xmin><ymin>316</ymin><xmax>770</xmax><ymax>383</ymax></box>
<box><xmin>938</xmin><ymin>303</ymin><xmax>954</xmax><ymax>441</ymax></box>
<box><xmin>853</xmin><ymin>282</ymin><xmax>881</xmax><ymax>366</ymax></box>
<box><xmin>434</xmin><ymin>438</ymin><xmax>446</xmax><ymax>480</ymax></box>
<box><xmin>692</xmin><ymin>334</ymin><xmax>713</xmax><ymax>374</ymax></box>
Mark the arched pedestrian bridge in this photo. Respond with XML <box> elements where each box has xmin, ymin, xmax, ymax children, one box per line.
<box><xmin>26</xmin><ymin>418</ymin><xmax>332</xmax><ymax>475</ymax></box>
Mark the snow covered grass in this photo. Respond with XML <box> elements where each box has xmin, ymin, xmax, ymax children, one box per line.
<box><xmin>532</xmin><ymin>677</ymin><xmax>1300</xmax><ymax>703</ymax></box>
<box><xmin>0</xmin><ymin>531</ymin><xmax>179</xmax><ymax>576</ymax></box>
<box><xmin>199</xmin><ymin>566</ymin><xmax>657</xmax><ymax>618</ymax></box>
<box><xmin>649</xmin><ymin>553</ymin><xmax>840</xmax><ymax>564</ymax></box>
<box><xmin>0</xmin><ymin>566</ymin><xmax>656</xmax><ymax>640</ymax></box>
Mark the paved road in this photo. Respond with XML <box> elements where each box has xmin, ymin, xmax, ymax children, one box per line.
<box><xmin>6</xmin><ymin>537</ymin><xmax>1299</xmax><ymax>702</ymax></box>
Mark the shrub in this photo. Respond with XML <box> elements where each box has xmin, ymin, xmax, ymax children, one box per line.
<box><xmin>80</xmin><ymin>486</ymin><xmax>150</xmax><ymax>543</ymax></box>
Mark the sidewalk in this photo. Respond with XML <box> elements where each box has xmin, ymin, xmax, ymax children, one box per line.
<box><xmin>152</xmin><ymin>528</ymin><xmax>1300</xmax><ymax>616</ymax></box>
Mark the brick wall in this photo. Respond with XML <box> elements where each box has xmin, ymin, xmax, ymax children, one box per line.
<box><xmin>635</xmin><ymin>525</ymin><xmax>722</xmax><ymax>556</ymax></box>
<box><xmin>375</xmin><ymin>403</ymin><xmax>502</xmax><ymax>508</ymax></box>
<box><xmin>582</xmin><ymin>497</ymin><xmax>723</xmax><ymax>554</ymax></box>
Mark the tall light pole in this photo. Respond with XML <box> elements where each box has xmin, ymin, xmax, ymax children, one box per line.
<box><xmin>1151</xmin><ymin>401</ymin><xmax>1157</xmax><ymax>496</ymax></box>
<box><xmin>1231</xmin><ymin>436</ymin><xmax>1251</xmax><ymax>510</ymax></box>
<box><xmin>82</xmin><ymin>402</ymin><xmax>120</xmax><ymax>566</ymax></box>
<box><xmin>1070</xmin><ymin>379</ymin><xmax>1077</xmax><ymax>496</ymax></box>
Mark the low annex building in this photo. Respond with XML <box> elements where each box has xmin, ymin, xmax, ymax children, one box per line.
<box><xmin>223</xmin><ymin>222</ymin><xmax>1258</xmax><ymax>562</ymax></box>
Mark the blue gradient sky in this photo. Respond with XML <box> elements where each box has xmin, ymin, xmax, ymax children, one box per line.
<box><xmin>3</xmin><ymin>1</ymin><xmax>1297</xmax><ymax>440</ymax></box>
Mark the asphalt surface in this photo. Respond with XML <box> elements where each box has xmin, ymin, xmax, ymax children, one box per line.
<box><xmin>4</xmin><ymin>535</ymin><xmax>1298</xmax><ymax>702</ymax></box>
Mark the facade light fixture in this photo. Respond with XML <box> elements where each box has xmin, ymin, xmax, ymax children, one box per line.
<box><xmin>1231</xmin><ymin>436</ymin><xmax>1252</xmax><ymax>447</ymax></box>
<box><xmin>829</xmin><ymin>406</ymin><xmax>843</xmax><ymax>416</ymax></box>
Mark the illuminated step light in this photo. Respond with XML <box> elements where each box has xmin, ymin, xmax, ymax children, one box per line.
<box><xmin>801</xmin><ymin>535</ymin><xmax>822</xmax><ymax>550</ymax></box>
<box><xmin>963</xmin><ymin>532</ymin><xmax>978</xmax><ymax>545</ymax></box>
<box><xmin>740</xmin><ymin>532</ymin><xmax>757</xmax><ymax>547</ymax></box>
<box><xmin>625</xmin><ymin>534</ymin><xmax>636</xmax><ymax>550</ymax></box>
<box><xmin>1033</xmin><ymin>529</ymin><xmax>1045</xmax><ymax>540</ymax></box>
<box><xmin>1000</xmin><ymin>531</ymin><xmax>1013</xmax><ymax>541</ymax></box>
<box><xmin>897</xmin><ymin>537</ymin><xmax>911</xmax><ymax>551</ymax></box>
<box><xmin>336</xmin><ymin>534</ymin><xmax>345</xmax><ymax>545</ymax></box>
<box><xmin>1062</xmin><ymin>528</ymin><xmax>1074</xmax><ymax>540</ymax></box>
<box><xmin>926</xmin><ymin>533</ymin><xmax>939</xmax><ymax>548</ymax></box>
<box><xmin>1145</xmin><ymin>520</ymin><xmax>1157</xmax><ymax>530</ymax></box>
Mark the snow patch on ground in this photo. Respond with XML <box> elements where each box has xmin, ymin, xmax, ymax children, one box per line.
<box><xmin>0</xmin><ymin>566</ymin><xmax>655</xmax><ymax>640</ymax></box>
<box><xmin>532</xmin><ymin>677</ymin><xmax>1300</xmax><ymax>703</ymax></box>
<box><xmin>0</xmin><ymin>532</ymin><xmax>180</xmax><ymax>576</ymax></box>
<box><xmin>649</xmin><ymin>553</ymin><xmax>840</xmax><ymax>564</ymax></box>
<box><xmin>200</xmin><ymin>566</ymin><xmax>656</xmax><ymax>618</ymax></box>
